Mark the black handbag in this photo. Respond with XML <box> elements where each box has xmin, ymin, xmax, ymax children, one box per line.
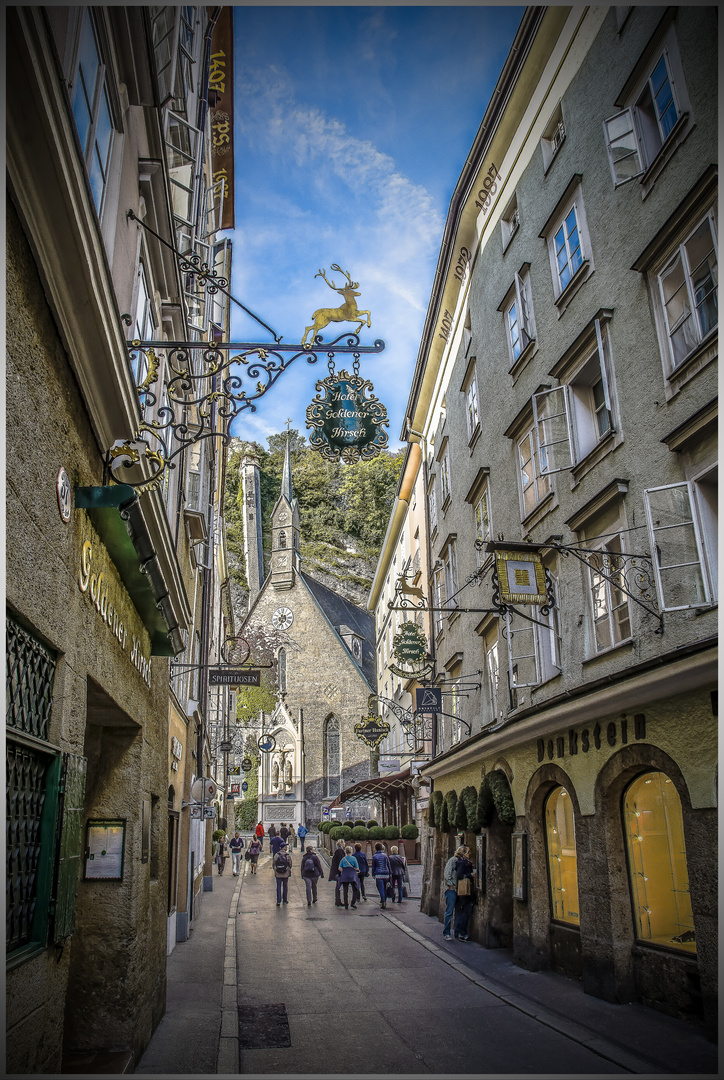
<box><xmin>385</xmin><ymin>880</ymin><xmax>394</xmax><ymax>898</ymax></box>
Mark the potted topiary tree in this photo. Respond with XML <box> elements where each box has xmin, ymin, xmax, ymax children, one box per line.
<box><xmin>400</xmin><ymin>822</ymin><xmax>420</xmax><ymax>862</ymax></box>
<box><xmin>351</xmin><ymin>825</ymin><xmax>369</xmax><ymax>841</ymax></box>
<box><xmin>384</xmin><ymin>825</ymin><xmax>400</xmax><ymax>841</ymax></box>
<box><xmin>366</xmin><ymin>820</ymin><xmax>378</xmax><ymax>828</ymax></box>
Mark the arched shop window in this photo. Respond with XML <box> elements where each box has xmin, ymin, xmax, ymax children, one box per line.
<box><xmin>544</xmin><ymin>786</ymin><xmax>580</xmax><ymax>926</ymax></box>
<box><xmin>623</xmin><ymin>772</ymin><xmax>696</xmax><ymax>953</ymax></box>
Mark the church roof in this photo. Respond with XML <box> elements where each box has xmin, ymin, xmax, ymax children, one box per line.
<box><xmin>280</xmin><ymin>432</ymin><xmax>294</xmax><ymax>505</ymax></box>
<box><xmin>300</xmin><ymin>572</ymin><xmax>376</xmax><ymax>689</ymax></box>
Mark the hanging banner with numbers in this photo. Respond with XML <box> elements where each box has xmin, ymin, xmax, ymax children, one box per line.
<box><xmin>306</xmin><ymin>371</ymin><xmax>389</xmax><ymax>464</ymax></box>
<box><xmin>209</xmin><ymin>7</ymin><xmax>235</xmax><ymax>230</ymax></box>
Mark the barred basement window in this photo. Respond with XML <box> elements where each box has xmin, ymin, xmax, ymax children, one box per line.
<box><xmin>7</xmin><ymin>615</ymin><xmax>57</xmax><ymax>742</ymax></box>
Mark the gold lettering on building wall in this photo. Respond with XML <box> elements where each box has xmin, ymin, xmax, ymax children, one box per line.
<box><xmin>78</xmin><ymin>539</ymin><xmax>151</xmax><ymax>687</ymax></box>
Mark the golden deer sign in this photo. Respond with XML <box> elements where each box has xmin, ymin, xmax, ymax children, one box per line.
<box><xmin>302</xmin><ymin>264</ymin><xmax>371</xmax><ymax>346</ymax></box>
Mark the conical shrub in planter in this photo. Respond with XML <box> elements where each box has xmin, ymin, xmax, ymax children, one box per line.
<box><xmin>440</xmin><ymin>790</ymin><xmax>457</xmax><ymax>833</ymax></box>
<box><xmin>400</xmin><ymin>823</ymin><xmax>419</xmax><ymax>840</ymax></box>
<box><xmin>429</xmin><ymin>791</ymin><xmax>443</xmax><ymax>829</ymax></box>
<box><xmin>368</xmin><ymin>826</ymin><xmax>385</xmax><ymax>842</ymax></box>
<box><xmin>384</xmin><ymin>825</ymin><xmax>400</xmax><ymax>841</ymax></box>
<box><xmin>351</xmin><ymin>826</ymin><xmax>369</xmax><ymax>841</ymax></box>
<box><xmin>354</xmin><ymin>819</ymin><xmax>367</xmax><ymax>827</ymax></box>
<box><xmin>459</xmin><ymin>786</ymin><xmax>480</xmax><ymax>832</ymax></box>
<box><xmin>366</xmin><ymin>820</ymin><xmax>378</xmax><ymax>828</ymax></box>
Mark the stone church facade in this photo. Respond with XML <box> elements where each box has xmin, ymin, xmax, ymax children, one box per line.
<box><xmin>239</xmin><ymin>439</ymin><xmax>377</xmax><ymax>828</ymax></box>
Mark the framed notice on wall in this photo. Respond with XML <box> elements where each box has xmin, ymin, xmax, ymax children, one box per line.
<box><xmin>84</xmin><ymin>819</ymin><xmax>126</xmax><ymax>881</ymax></box>
<box><xmin>512</xmin><ymin>832</ymin><xmax>527</xmax><ymax>901</ymax></box>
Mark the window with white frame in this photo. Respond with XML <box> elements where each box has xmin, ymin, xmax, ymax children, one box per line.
<box><xmin>465</xmin><ymin>372</ymin><xmax>480</xmax><ymax>441</ymax></box>
<box><xmin>553</xmin><ymin>205</ymin><xmax>583</xmax><ymax>293</ymax></box>
<box><xmin>429</xmin><ymin>484</ymin><xmax>438</xmax><ymax>534</ymax></box>
<box><xmin>603</xmin><ymin>28</ymin><xmax>690</xmax><ymax>187</ymax></box>
<box><xmin>432</xmin><ymin>564</ymin><xmax>445</xmax><ymax>637</ymax></box>
<box><xmin>485</xmin><ymin>636</ymin><xmax>500</xmax><ymax>722</ymax></box>
<box><xmin>517</xmin><ymin>427</ymin><xmax>550</xmax><ymax>519</ymax></box>
<box><xmin>501</xmin><ymin>194</ymin><xmax>520</xmax><ymax>249</ymax></box>
<box><xmin>443</xmin><ymin>540</ymin><xmax>458</xmax><ymax>614</ymax></box>
<box><xmin>657</xmin><ymin>211</ymin><xmax>718</xmax><ymax>370</ymax></box>
<box><xmin>131</xmin><ymin>263</ymin><xmax>154</xmax><ymax>387</ymax></box>
<box><xmin>440</xmin><ymin>449</ymin><xmax>451</xmax><ymax>505</ymax></box>
<box><xmin>541</xmin><ymin>104</ymin><xmax>566</xmax><ymax>173</ymax></box>
<box><xmin>186</xmin><ymin>442</ymin><xmax>205</xmax><ymax>511</ymax></box>
<box><xmin>588</xmin><ymin>533</ymin><xmax>632</xmax><ymax>652</ymax></box>
<box><xmin>533</xmin><ymin>320</ymin><xmax>617</xmax><ymax>475</ymax></box>
<box><xmin>644</xmin><ymin>473</ymin><xmax>717</xmax><ymax>610</ymax></box>
<box><xmin>503</xmin><ymin>270</ymin><xmax>535</xmax><ymax>366</ymax></box>
<box><xmin>69</xmin><ymin>10</ymin><xmax>117</xmax><ymax>216</ymax></box>
<box><xmin>505</xmin><ymin>576</ymin><xmax>561</xmax><ymax>704</ymax></box>
<box><xmin>164</xmin><ymin>110</ymin><xmax>201</xmax><ymax>235</ymax></box>
<box><xmin>474</xmin><ymin>484</ymin><xmax>491</xmax><ymax>566</ymax></box>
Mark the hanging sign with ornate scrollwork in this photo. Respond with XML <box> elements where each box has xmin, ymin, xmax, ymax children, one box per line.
<box><xmin>306</xmin><ymin>370</ymin><xmax>389</xmax><ymax>463</ymax></box>
<box><xmin>354</xmin><ymin>716</ymin><xmax>391</xmax><ymax>749</ymax></box>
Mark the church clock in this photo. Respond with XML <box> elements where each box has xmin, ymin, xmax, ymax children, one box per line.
<box><xmin>272</xmin><ymin>606</ymin><xmax>294</xmax><ymax>630</ymax></box>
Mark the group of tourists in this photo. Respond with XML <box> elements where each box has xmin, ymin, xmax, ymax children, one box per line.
<box><xmin>253</xmin><ymin>820</ymin><xmax>308</xmax><ymax>851</ymax></box>
<box><xmin>442</xmin><ymin>845</ymin><xmax>476</xmax><ymax>941</ymax></box>
<box><xmin>328</xmin><ymin>839</ymin><xmax>407</xmax><ymax>909</ymax></box>
<box><xmin>212</xmin><ymin>831</ymin><xmax>246</xmax><ymax>876</ymax></box>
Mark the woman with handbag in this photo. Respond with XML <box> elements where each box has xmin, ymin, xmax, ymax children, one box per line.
<box><xmin>371</xmin><ymin>842</ymin><xmax>392</xmax><ymax>909</ymax></box>
<box><xmin>338</xmin><ymin>846</ymin><xmax>360</xmax><ymax>909</ymax></box>
<box><xmin>454</xmin><ymin>847</ymin><xmax>476</xmax><ymax>941</ymax></box>
<box><xmin>247</xmin><ymin>836</ymin><xmax>261</xmax><ymax>874</ymax></box>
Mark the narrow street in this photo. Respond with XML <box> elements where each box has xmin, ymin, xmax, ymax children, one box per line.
<box><xmin>136</xmin><ymin>842</ymin><xmax>718</xmax><ymax>1076</ymax></box>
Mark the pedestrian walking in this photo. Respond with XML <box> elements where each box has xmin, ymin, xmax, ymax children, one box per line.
<box><xmin>255</xmin><ymin>821</ymin><xmax>265</xmax><ymax>850</ymax></box>
<box><xmin>213</xmin><ymin>833</ymin><xmax>228</xmax><ymax>876</ymax></box>
<box><xmin>248</xmin><ymin>836</ymin><xmax>261</xmax><ymax>873</ymax></box>
<box><xmin>371</xmin><ymin>842</ymin><xmax>392</xmax><ymax>909</ymax></box>
<box><xmin>388</xmin><ymin>846</ymin><xmax>406</xmax><ymax>904</ymax></box>
<box><xmin>300</xmin><ymin>845</ymin><xmax>324</xmax><ymax>905</ymax></box>
<box><xmin>229</xmin><ymin>832</ymin><xmax>245</xmax><ymax>876</ymax></box>
<box><xmin>297</xmin><ymin>822</ymin><xmax>308</xmax><ymax>847</ymax></box>
<box><xmin>273</xmin><ymin>843</ymin><xmax>292</xmax><ymax>906</ymax></box>
<box><xmin>442</xmin><ymin>845</ymin><xmax>468</xmax><ymax>939</ymax></box>
<box><xmin>270</xmin><ymin>831</ymin><xmax>285</xmax><ymax>857</ymax></box>
<box><xmin>329</xmin><ymin>839</ymin><xmax>346</xmax><ymax>907</ymax></box>
<box><xmin>454</xmin><ymin>847</ymin><xmax>476</xmax><ymax>941</ymax></box>
<box><xmin>268</xmin><ymin>822</ymin><xmax>277</xmax><ymax>840</ymax></box>
<box><xmin>353</xmin><ymin>842</ymin><xmax>369</xmax><ymax>900</ymax></box>
<box><xmin>338</xmin><ymin>846</ymin><xmax>360</xmax><ymax>909</ymax></box>
<box><xmin>279</xmin><ymin>822</ymin><xmax>289</xmax><ymax>842</ymax></box>
<box><xmin>290</xmin><ymin>823</ymin><xmax>298</xmax><ymax>848</ymax></box>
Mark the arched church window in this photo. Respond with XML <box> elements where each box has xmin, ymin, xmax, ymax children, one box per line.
<box><xmin>544</xmin><ymin>786</ymin><xmax>580</xmax><ymax>926</ymax></box>
<box><xmin>623</xmin><ymin>772</ymin><xmax>696</xmax><ymax>952</ymax></box>
<box><xmin>278</xmin><ymin>530</ymin><xmax>287</xmax><ymax>549</ymax></box>
<box><xmin>325</xmin><ymin>716</ymin><xmax>341</xmax><ymax>798</ymax></box>
<box><xmin>278</xmin><ymin>648</ymin><xmax>286</xmax><ymax>692</ymax></box>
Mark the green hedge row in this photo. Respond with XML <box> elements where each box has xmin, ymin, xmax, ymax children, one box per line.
<box><xmin>429</xmin><ymin>771</ymin><xmax>517</xmax><ymax>832</ymax></box>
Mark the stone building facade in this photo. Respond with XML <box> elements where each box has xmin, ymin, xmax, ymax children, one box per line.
<box><xmin>238</xmin><ymin>439</ymin><xmax>377</xmax><ymax>828</ymax></box>
<box><xmin>376</xmin><ymin>6</ymin><xmax>717</xmax><ymax>1034</ymax></box>
<box><xmin>7</xmin><ymin>6</ymin><xmax>231</xmax><ymax>1071</ymax></box>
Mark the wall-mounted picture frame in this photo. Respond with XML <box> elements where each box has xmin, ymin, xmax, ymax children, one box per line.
<box><xmin>512</xmin><ymin>831</ymin><xmax>527</xmax><ymax>901</ymax></box>
<box><xmin>476</xmin><ymin>833</ymin><xmax>486</xmax><ymax>894</ymax></box>
<box><xmin>83</xmin><ymin>819</ymin><xmax>126</xmax><ymax>881</ymax></box>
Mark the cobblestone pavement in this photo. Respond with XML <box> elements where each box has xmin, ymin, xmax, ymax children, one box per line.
<box><xmin>136</xmin><ymin>838</ymin><xmax>719</xmax><ymax>1076</ymax></box>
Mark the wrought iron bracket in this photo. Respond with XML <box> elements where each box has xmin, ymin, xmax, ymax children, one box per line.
<box><xmin>555</xmin><ymin>544</ymin><xmax>663</xmax><ymax>632</ymax></box>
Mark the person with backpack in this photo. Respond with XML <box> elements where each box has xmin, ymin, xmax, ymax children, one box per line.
<box><xmin>248</xmin><ymin>836</ymin><xmax>261</xmax><ymax>874</ymax></box>
<box><xmin>273</xmin><ymin>843</ymin><xmax>293</xmax><ymax>906</ymax></box>
<box><xmin>353</xmin><ymin>841</ymin><xmax>369</xmax><ymax>900</ymax></box>
<box><xmin>388</xmin><ymin>845</ymin><xmax>406</xmax><ymax>904</ymax></box>
<box><xmin>338</xmin><ymin>846</ymin><xmax>360</xmax><ymax>909</ymax></box>
<box><xmin>228</xmin><ymin>832</ymin><xmax>245</xmax><ymax>876</ymax></box>
<box><xmin>371</xmin><ymin>842</ymin><xmax>392</xmax><ymax>909</ymax></box>
<box><xmin>300</xmin><ymin>845</ymin><xmax>324</xmax><ymax>905</ymax></box>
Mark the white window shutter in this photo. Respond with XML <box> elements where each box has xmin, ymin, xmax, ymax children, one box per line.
<box><xmin>532</xmin><ymin>387</ymin><xmax>574</xmax><ymax>474</ymax></box>
<box><xmin>643</xmin><ymin>482</ymin><xmax>711</xmax><ymax>610</ymax></box>
<box><xmin>603</xmin><ymin>108</ymin><xmax>644</xmax><ymax>186</ymax></box>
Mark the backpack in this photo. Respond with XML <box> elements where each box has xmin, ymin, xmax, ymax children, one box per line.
<box><xmin>274</xmin><ymin>853</ymin><xmax>290</xmax><ymax>876</ymax></box>
<box><xmin>302</xmin><ymin>854</ymin><xmax>316</xmax><ymax>875</ymax></box>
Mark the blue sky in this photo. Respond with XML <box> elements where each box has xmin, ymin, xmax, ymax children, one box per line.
<box><xmin>226</xmin><ymin>4</ymin><xmax>525</xmax><ymax>450</ymax></box>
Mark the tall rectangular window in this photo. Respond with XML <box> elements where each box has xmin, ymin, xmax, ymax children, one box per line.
<box><xmin>517</xmin><ymin>428</ymin><xmax>550</xmax><ymax>518</ymax></box>
<box><xmin>465</xmin><ymin>376</ymin><xmax>480</xmax><ymax>440</ymax></box>
<box><xmin>69</xmin><ymin>11</ymin><xmax>115</xmax><ymax>216</ymax></box>
<box><xmin>658</xmin><ymin>213</ymin><xmax>717</xmax><ymax>370</ymax></box>
<box><xmin>554</xmin><ymin>206</ymin><xmax>583</xmax><ymax>293</ymax></box>
<box><xmin>644</xmin><ymin>478</ymin><xmax>717</xmax><ymax>610</ymax></box>
<box><xmin>588</xmin><ymin>534</ymin><xmax>632</xmax><ymax>652</ymax></box>
<box><xmin>474</xmin><ymin>485</ymin><xmax>491</xmax><ymax>566</ymax></box>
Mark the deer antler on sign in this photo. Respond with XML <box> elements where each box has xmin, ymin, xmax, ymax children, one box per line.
<box><xmin>302</xmin><ymin>265</ymin><xmax>371</xmax><ymax>346</ymax></box>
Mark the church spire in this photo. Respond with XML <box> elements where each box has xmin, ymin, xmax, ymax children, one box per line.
<box><xmin>281</xmin><ymin>426</ymin><xmax>293</xmax><ymax>505</ymax></box>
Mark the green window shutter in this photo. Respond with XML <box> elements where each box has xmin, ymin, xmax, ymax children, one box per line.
<box><xmin>52</xmin><ymin>753</ymin><xmax>87</xmax><ymax>945</ymax></box>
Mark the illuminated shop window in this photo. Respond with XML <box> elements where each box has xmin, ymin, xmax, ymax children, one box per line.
<box><xmin>545</xmin><ymin>786</ymin><xmax>580</xmax><ymax>926</ymax></box>
<box><xmin>624</xmin><ymin>772</ymin><xmax>696</xmax><ymax>953</ymax></box>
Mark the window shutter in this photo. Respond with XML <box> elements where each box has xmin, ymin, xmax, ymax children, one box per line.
<box><xmin>603</xmin><ymin>108</ymin><xmax>644</xmax><ymax>185</ymax></box>
<box><xmin>532</xmin><ymin>387</ymin><xmax>574</xmax><ymax>474</ymax></box>
<box><xmin>514</xmin><ymin>271</ymin><xmax>533</xmax><ymax>347</ymax></box>
<box><xmin>643</xmin><ymin>483</ymin><xmax>711</xmax><ymax>611</ymax></box>
<box><xmin>52</xmin><ymin>753</ymin><xmax>87</xmax><ymax>945</ymax></box>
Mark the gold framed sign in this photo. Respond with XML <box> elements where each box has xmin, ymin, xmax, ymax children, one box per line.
<box><xmin>495</xmin><ymin>549</ymin><xmax>547</xmax><ymax>606</ymax></box>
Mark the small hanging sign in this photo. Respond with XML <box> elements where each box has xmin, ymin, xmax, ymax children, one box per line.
<box><xmin>392</xmin><ymin>622</ymin><xmax>428</xmax><ymax>666</ymax></box>
<box><xmin>306</xmin><ymin>370</ymin><xmax>389</xmax><ymax>463</ymax></box>
<box><xmin>354</xmin><ymin>716</ymin><xmax>391</xmax><ymax>749</ymax></box>
<box><xmin>493</xmin><ymin>547</ymin><xmax>548</xmax><ymax>606</ymax></box>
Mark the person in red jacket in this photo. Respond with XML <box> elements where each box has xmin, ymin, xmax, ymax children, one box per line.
<box><xmin>255</xmin><ymin>821</ymin><xmax>265</xmax><ymax>851</ymax></box>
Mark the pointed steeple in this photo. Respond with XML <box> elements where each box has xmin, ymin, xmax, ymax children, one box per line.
<box><xmin>280</xmin><ymin>430</ymin><xmax>294</xmax><ymax>505</ymax></box>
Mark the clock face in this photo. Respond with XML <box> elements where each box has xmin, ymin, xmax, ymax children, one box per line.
<box><xmin>272</xmin><ymin>606</ymin><xmax>294</xmax><ymax>630</ymax></box>
<box><xmin>352</xmin><ymin>638</ymin><xmax>361</xmax><ymax>658</ymax></box>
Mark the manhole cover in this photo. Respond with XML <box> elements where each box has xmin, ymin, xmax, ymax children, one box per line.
<box><xmin>239</xmin><ymin>1003</ymin><xmax>291</xmax><ymax>1048</ymax></box>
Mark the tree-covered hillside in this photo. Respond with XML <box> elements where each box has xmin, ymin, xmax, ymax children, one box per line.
<box><xmin>225</xmin><ymin>431</ymin><xmax>403</xmax><ymax>615</ymax></box>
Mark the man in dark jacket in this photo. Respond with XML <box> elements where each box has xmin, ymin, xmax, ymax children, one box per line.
<box><xmin>300</xmin><ymin>845</ymin><xmax>324</xmax><ymax>905</ymax></box>
<box><xmin>353</xmin><ymin>842</ymin><xmax>369</xmax><ymax>900</ymax></box>
<box><xmin>279</xmin><ymin>823</ymin><xmax>289</xmax><ymax>842</ymax></box>
<box><xmin>328</xmin><ymin>840</ymin><xmax>346</xmax><ymax>907</ymax></box>
<box><xmin>268</xmin><ymin>822</ymin><xmax>277</xmax><ymax>840</ymax></box>
<box><xmin>270</xmin><ymin>832</ymin><xmax>285</xmax><ymax>857</ymax></box>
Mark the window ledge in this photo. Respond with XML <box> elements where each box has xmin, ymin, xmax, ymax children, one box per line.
<box><xmin>582</xmin><ymin>637</ymin><xmax>634</xmax><ymax>665</ymax></box>
<box><xmin>520</xmin><ymin>489</ymin><xmax>558</xmax><ymax>532</ymax></box>
<box><xmin>554</xmin><ymin>260</ymin><xmax>591</xmax><ymax>315</ymax></box>
<box><xmin>509</xmin><ymin>337</ymin><xmax>537</xmax><ymax>383</ymax></box>
<box><xmin>666</xmin><ymin>328</ymin><xmax>718</xmax><ymax>383</ymax></box>
<box><xmin>6</xmin><ymin>942</ymin><xmax>46</xmax><ymax>972</ymax></box>
<box><xmin>441</xmin><ymin>495</ymin><xmax>452</xmax><ymax>516</ymax></box>
<box><xmin>468</xmin><ymin>424</ymin><xmax>482</xmax><ymax>454</ymax></box>
<box><xmin>571</xmin><ymin>429</ymin><xmax>623</xmax><ymax>487</ymax></box>
<box><xmin>640</xmin><ymin>113</ymin><xmax>691</xmax><ymax>199</ymax></box>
